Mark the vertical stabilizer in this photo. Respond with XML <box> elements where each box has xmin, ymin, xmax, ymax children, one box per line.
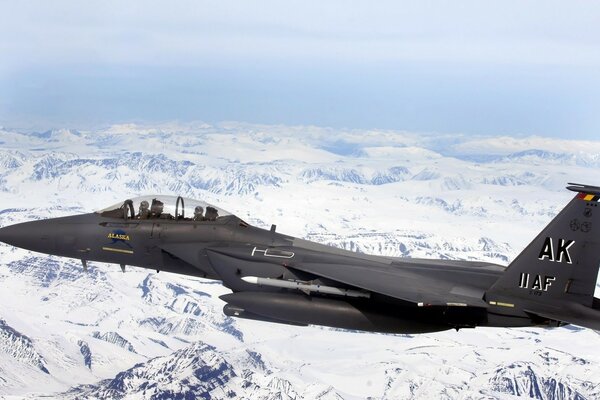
<box><xmin>488</xmin><ymin>183</ymin><xmax>600</xmax><ymax>309</ymax></box>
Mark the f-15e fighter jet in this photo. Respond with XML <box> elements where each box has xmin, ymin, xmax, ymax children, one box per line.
<box><xmin>0</xmin><ymin>183</ymin><xmax>599</xmax><ymax>333</ymax></box>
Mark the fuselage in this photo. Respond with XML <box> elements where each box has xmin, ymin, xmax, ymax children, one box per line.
<box><xmin>0</xmin><ymin>209</ymin><xmax>537</xmax><ymax>333</ymax></box>
<box><xmin>4</xmin><ymin>187</ymin><xmax>600</xmax><ymax>333</ymax></box>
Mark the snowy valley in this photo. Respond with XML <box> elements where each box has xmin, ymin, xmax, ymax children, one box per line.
<box><xmin>0</xmin><ymin>123</ymin><xmax>599</xmax><ymax>399</ymax></box>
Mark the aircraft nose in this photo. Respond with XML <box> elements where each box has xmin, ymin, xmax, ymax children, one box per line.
<box><xmin>0</xmin><ymin>225</ymin><xmax>8</xmax><ymax>243</ymax></box>
<box><xmin>0</xmin><ymin>220</ymin><xmax>56</xmax><ymax>253</ymax></box>
<box><xmin>0</xmin><ymin>223</ymin><xmax>26</xmax><ymax>246</ymax></box>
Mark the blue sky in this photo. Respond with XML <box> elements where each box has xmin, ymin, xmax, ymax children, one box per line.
<box><xmin>1</xmin><ymin>1</ymin><xmax>599</xmax><ymax>139</ymax></box>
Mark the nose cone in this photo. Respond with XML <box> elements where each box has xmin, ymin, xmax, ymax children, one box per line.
<box><xmin>0</xmin><ymin>220</ymin><xmax>56</xmax><ymax>254</ymax></box>
<box><xmin>0</xmin><ymin>225</ymin><xmax>11</xmax><ymax>244</ymax></box>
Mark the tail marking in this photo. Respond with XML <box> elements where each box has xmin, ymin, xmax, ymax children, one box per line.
<box><xmin>537</xmin><ymin>237</ymin><xmax>575</xmax><ymax>264</ymax></box>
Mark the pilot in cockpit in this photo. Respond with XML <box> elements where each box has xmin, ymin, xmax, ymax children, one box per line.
<box><xmin>193</xmin><ymin>206</ymin><xmax>205</xmax><ymax>221</ymax></box>
<box><xmin>137</xmin><ymin>200</ymin><xmax>150</xmax><ymax>219</ymax></box>
<box><xmin>205</xmin><ymin>206</ymin><xmax>218</xmax><ymax>221</ymax></box>
<box><xmin>150</xmin><ymin>199</ymin><xmax>164</xmax><ymax>218</ymax></box>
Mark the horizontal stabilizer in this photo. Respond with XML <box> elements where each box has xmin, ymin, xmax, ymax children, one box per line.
<box><xmin>526</xmin><ymin>300</ymin><xmax>600</xmax><ymax>331</ymax></box>
<box><xmin>566</xmin><ymin>182</ymin><xmax>600</xmax><ymax>196</ymax></box>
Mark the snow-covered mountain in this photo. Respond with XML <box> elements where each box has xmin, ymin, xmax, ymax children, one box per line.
<box><xmin>0</xmin><ymin>122</ymin><xmax>599</xmax><ymax>399</ymax></box>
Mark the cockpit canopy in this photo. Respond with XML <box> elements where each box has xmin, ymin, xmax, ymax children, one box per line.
<box><xmin>97</xmin><ymin>195</ymin><xmax>233</xmax><ymax>221</ymax></box>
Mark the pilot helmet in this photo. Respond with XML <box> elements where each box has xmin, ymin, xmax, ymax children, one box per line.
<box><xmin>194</xmin><ymin>206</ymin><xmax>204</xmax><ymax>215</ymax></box>
<box><xmin>150</xmin><ymin>199</ymin><xmax>164</xmax><ymax>213</ymax></box>
<box><xmin>140</xmin><ymin>200</ymin><xmax>149</xmax><ymax>210</ymax></box>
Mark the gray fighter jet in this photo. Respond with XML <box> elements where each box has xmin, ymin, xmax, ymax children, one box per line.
<box><xmin>0</xmin><ymin>183</ymin><xmax>599</xmax><ymax>333</ymax></box>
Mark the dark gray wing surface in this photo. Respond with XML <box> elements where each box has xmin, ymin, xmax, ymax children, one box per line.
<box><xmin>525</xmin><ymin>301</ymin><xmax>600</xmax><ymax>331</ymax></box>
<box><xmin>290</xmin><ymin>262</ymin><xmax>489</xmax><ymax>308</ymax></box>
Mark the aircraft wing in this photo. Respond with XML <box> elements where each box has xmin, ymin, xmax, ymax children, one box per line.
<box><xmin>290</xmin><ymin>262</ymin><xmax>489</xmax><ymax>308</ymax></box>
<box><xmin>199</xmin><ymin>245</ymin><xmax>489</xmax><ymax>308</ymax></box>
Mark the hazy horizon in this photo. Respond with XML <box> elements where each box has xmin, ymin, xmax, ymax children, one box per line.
<box><xmin>1</xmin><ymin>1</ymin><xmax>600</xmax><ymax>139</ymax></box>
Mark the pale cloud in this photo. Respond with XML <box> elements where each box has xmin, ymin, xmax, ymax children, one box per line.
<box><xmin>1</xmin><ymin>1</ymin><xmax>600</xmax><ymax>138</ymax></box>
<box><xmin>449</xmin><ymin>136</ymin><xmax>600</xmax><ymax>156</ymax></box>
<box><xmin>1</xmin><ymin>1</ymin><xmax>600</xmax><ymax>69</ymax></box>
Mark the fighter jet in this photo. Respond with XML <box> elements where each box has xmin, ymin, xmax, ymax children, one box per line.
<box><xmin>0</xmin><ymin>183</ymin><xmax>599</xmax><ymax>333</ymax></box>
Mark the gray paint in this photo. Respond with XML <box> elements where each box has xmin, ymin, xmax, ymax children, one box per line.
<box><xmin>0</xmin><ymin>185</ymin><xmax>599</xmax><ymax>333</ymax></box>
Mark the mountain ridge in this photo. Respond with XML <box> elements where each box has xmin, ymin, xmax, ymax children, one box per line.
<box><xmin>0</xmin><ymin>123</ymin><xmax>598</xmax><ymax>399</ymax></box>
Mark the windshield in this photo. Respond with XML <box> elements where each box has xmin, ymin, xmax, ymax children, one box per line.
<box><xmin>96</xmin><ymin>195</ymin><xmax>233</xmax><ymax>221</ymax></box>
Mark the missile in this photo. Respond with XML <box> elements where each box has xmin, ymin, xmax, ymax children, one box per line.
<box><xmin>241</xmin><ymin>276</ymin><xmax>370</xmax><ymax>298</ymax></box>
